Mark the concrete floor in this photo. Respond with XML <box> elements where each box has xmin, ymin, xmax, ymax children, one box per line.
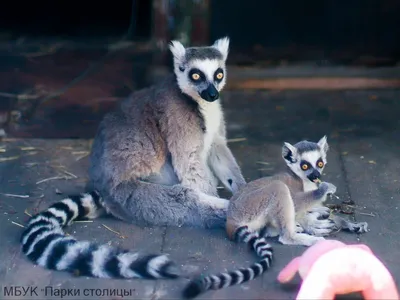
<box><xmin>0</xmin><ymin>44</ymin><xmax>399</xmax><ymax>299</ymax></box>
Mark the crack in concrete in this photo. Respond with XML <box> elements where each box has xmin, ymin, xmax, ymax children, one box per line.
<box><xmin>152</xmin><ymin>226</ymin><xmax>168</xmax><ymax>296</ymax></box>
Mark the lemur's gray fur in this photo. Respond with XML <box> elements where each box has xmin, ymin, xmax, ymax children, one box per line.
<box><xmin>20</xmin><ymin>37</ymin><xmax>246</xmax><ymax>280</ymax></box>
<box><xmin>88</xmin><ymin>36</ymin><xmax>246</xmax><ymax>229</ymax></box>
<box><xmin>182</xmin><ymin>136</ymin><xmax>369</xmax><ymax>299</ymax></box>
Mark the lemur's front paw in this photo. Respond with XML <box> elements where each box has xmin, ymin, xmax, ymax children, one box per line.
<box><xmin>319</xmin><ymin>182</ymin><xmax>337</xmax><ymax>195</ymax></box>
<box><xmin>230</xmin><ymin>177</ymin><xmax>246</xmax><ymax>194</ymax></box>
<box><xmin>295</xmin><ymin>222</ymin><xmax>305</xmax><ymax>233</ymax></box>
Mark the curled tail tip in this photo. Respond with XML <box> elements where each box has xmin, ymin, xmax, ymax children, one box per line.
<box><xmin>182</xmin><ymin>278</ymin><xmax>207</xmax><ymax>299</ymax></box>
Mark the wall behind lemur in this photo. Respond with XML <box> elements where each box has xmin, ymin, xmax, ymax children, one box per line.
<box><xmin>210</xmin><ymin>0</ymin><xmax>400</xmax><ymax>66</ymax></box>
<box><xmin>0</xmin><ymin>0</ymin><xmax>151</xmax><ymax>40</ymax></box>
<box><xmin>0</xmin><ymin>0</ymin><xmax>398</xmax><ymax>65</ymax></box>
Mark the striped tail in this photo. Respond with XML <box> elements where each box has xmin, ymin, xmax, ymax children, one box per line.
<box><xmin>182</xmin><ymin>226</ymin><xmax>273</xmax><ymax>299</ymax></box>
<box><xmin>20</xmin><ymin>191</ymin><xmax>179</xmax><ymax>280</ymax></box>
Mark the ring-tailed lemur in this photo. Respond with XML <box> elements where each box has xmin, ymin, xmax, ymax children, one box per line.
<box><xmin>88</xmin><ymin>36</ymin><xmax>245</xmax><ymax>228</ymax></box>
<box><xmin>183</xmin><ymin>136</ymin><xmax>369</xmax><ymax>298</ymax></box>
<box><xmin>20</xmin><ymin>37</ymin><xmax>246</xmax><ymax>279</ymax></box>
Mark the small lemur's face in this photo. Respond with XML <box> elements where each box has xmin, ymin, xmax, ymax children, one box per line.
<box><xmin>282</xmin><ymin>136</ymin><xmax>329</xmax><ymax>183</ymax></box>
<box><xmin>169</xmin><ymin>37</ymin><xmax>230</xmax><ymax>103</ymax></box>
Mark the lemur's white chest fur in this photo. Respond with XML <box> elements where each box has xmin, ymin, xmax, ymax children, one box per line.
<box><xmin>300</xmin><ymin>150</ymin><xmax>322</xmax><ymax>192</ymax></box>
<box><xmin>302</xmin><ymin>180</ymin><xmax>318</xmax><ymax>192</ymax></box>
<box><xmin>199</xmin><ymin>100</ymin><xmax>223</xmax><ymax>160</ymax></box>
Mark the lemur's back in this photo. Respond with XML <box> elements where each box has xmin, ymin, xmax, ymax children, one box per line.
<box><xmin>102</xmin><ymin>75</ymin><xmax>191</xmax><ymax>129</ymax></box>
<box><xmin>226</xmin><ymin>172</ymin><xmax>302</xmax><ymax>233</ymax></box>
<box><xmin>88</xmin><ymin>75</ymin><xmax>205</xmax><ymax>193</ymax></box>
<box><xmin>237</xmin><ymin>171</ymin><xmax>303</xmax><ymax>196</ymax></box>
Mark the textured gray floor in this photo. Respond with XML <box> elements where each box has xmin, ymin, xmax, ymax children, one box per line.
<box><xmin>1</xmin><ymin>90</ymin><xmax>399</xmax><ymax>299</ymax></box>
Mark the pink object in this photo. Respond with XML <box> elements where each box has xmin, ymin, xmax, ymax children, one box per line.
<box><xmin>278</xmin><ymin>240</ymin><xmax>399</xmax><ymax>300</ymax></box>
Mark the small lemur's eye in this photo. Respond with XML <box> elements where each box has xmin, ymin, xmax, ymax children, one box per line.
<box><xmin>317</xmin><ymin>161</ymin><xmax>324</xmax><ymax>168</ymax></box>
<box><xmin>192</xmin><ymin>73</ymin><xmax>200</xmax><ymax>80</ymax></box>
<box><xmin>301</xmin><ymin>164</ymin><xmax>309</xmax><ymax>171</ymax></box>
<box><xmin>216</xmin><ymin>72</ymin><xmax>224</xmax><ymax>80</ymax></box>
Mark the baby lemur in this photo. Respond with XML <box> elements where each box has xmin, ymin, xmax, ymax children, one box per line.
<box><xmin>183</xmin><ymin>136</ymin><xmax>369</xmax><ymax>298</ymax></box>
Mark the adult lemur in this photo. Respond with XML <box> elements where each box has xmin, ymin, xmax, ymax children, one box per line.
<box><xmin>20</xmin><ymin>37</ymin><xmax>246</xmax><ymax>280</ymax></box>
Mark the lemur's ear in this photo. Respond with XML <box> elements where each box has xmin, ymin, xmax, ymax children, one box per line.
<box><xmin>282</xmin><ymin>142</ymin><xmax>298</xmax><ymax>163</ymax></box>
<box><xmin>318</xmin><ymin>135</ymin><xmax>329</xmax><ymax>154</ymax></box>
<box><xmin>169</xmin><ymin>40</ymin><xmax>186</xmax><ymax>67</ymax></box>
<box><xmin>212</xmin><ymin>36</ymin><xmax>230</xmax><ymax>61</ymax></box>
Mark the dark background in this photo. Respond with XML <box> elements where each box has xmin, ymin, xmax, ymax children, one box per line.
<box><xmin>0</xmin><ymin>0</ymin><xmax>399</xmax><ymax>139</ymax></box>
<box><xmin>0</xmin><ymin>0</ymin><xmax>398</xmax><ymax>65</ymax></box>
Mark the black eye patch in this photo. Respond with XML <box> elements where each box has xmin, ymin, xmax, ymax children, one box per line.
<box><xmin>214</xmin><ymin>68</ymin><xmax>224</xmax><ymax>82</ymax></box>
<box><xmin>300</xmin><ymin>160</ymin><xmax>312</xmax><ymax>171</ymax></box>
<box><xmin>316</xmin><ymin>158</ymin><xmax>324</xmax><ymax>168</ymax></box>
<box><xmin>188</xmin><ymin>68</ymin><xmax>206</xmax><ymax>83</ymax></box>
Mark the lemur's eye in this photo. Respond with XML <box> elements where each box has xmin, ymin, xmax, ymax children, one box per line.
<box><xmin>317</xmin><ymin>161</ymin><xmax>324</xmax><ymax>168</ymax></box>
<box><xmin>216</xmin><ymin>72</ymin><xmax>224</xmax><ymax>80</ymax></box>
<box><xmin>192</xmin><ymin>73</ymin><xmax>200</xmax><ymax>80</ymax></box>
<box><xmin>301</xmin><ymin>164</ymin><xmax>309</xmax><ymax>171</ymax></box>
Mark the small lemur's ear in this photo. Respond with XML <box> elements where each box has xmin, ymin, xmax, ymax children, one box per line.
<box><xmin>318</xmin><ymin>135</ymin><xmax>329</xmax><ymax>153</ymax></box>
<box><xmin>213</xmin><ymin>36</ymin><xmax>230</xmax><ymax>61</ymax></box>
<box><xmin>282</xmin><ymin>142</ymin><xmax>298</xmax><ymax>163</ymax></box>
<box><xmin>169</xmin><ymin>40</ymin><xmax>186</xmax><ymax>66</ymax></box>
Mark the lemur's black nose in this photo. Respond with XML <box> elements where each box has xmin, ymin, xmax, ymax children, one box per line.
<box><xmin>201</xmin><ymin>84</ymin><xmax>219</xmax><ymax>102</ymax></box>
<box><xmin>208</xmin><ymin>85</ymin><xmax>218</xmax><ymax>100</ymax></box>
<box><xmin>308</xmin><ymin>170</ymin><xmax>321</xmax><ymax>182</ymax></box>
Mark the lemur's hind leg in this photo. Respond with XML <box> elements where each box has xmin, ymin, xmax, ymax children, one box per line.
<box><xmin>278</xmin><ymin>214</ymin><xmax>325</xmax><ymax>247</ymax></box>
<box><xmin>268</xmin><ymin>183</ymin><xmax>324</xmax><ymax>247</ymax></box>
<box><xmin>308</xmin><ymin>205</ymin><xmax>331</xmax><ymax>219</ymax></box>
<box><xmin>101</xmin><ymin>180</ymin><xmax>229</xmax><ymax>229</ymax></box>
<box><xmin>294</xmin><ymin>183</ymin><xmax>338</xmax><ymax>237</ymax></box>
<box><xmin>300</xmin><ymin>211</ymin><xmax>337</xmax><ymax>237</ymax></box>
<box><xmin>261</xmin><ymin>226</ymin><xmax>279</xmax><ymax>238</ymax></box>
<box><xmin>262</xmin><ymin>222</ymin><xmax>304</xmax><ymax>238</ymax></box>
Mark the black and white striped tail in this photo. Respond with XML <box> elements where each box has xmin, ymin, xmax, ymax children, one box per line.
<box><xmin>20</xmin><ymin>191</ymin><xmax>179</xmax><ymax>280</ymax></box>
<box><xmin>182</xmin><ymin>226</ymin><xmax>273</xmax><ymax>299</ymax></box>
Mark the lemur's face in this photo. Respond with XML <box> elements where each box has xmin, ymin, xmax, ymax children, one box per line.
<box><xmin>169</xmin><ymin>37</ymin><xmax>229</xmax><ymax>103</ymax></box>
<box><xmin>183</xmin><ymin>59</ymin><xmax>226</xmax><ymax>102</ymax></box>
<box><xmin>282</xmin><ymin>136</ymin><xmax>329</xmax><ymax>183</ymax></box>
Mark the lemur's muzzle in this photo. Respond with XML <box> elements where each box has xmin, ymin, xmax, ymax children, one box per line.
<box><xmin>308</xmin><ymin>170</ymin><xmax>321</xmax><ymax>182</ymax></box>
<box><xmin>200</xmin><ymin>84</ymin><xmax>219</xmax><ymax>102</ymax></box>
